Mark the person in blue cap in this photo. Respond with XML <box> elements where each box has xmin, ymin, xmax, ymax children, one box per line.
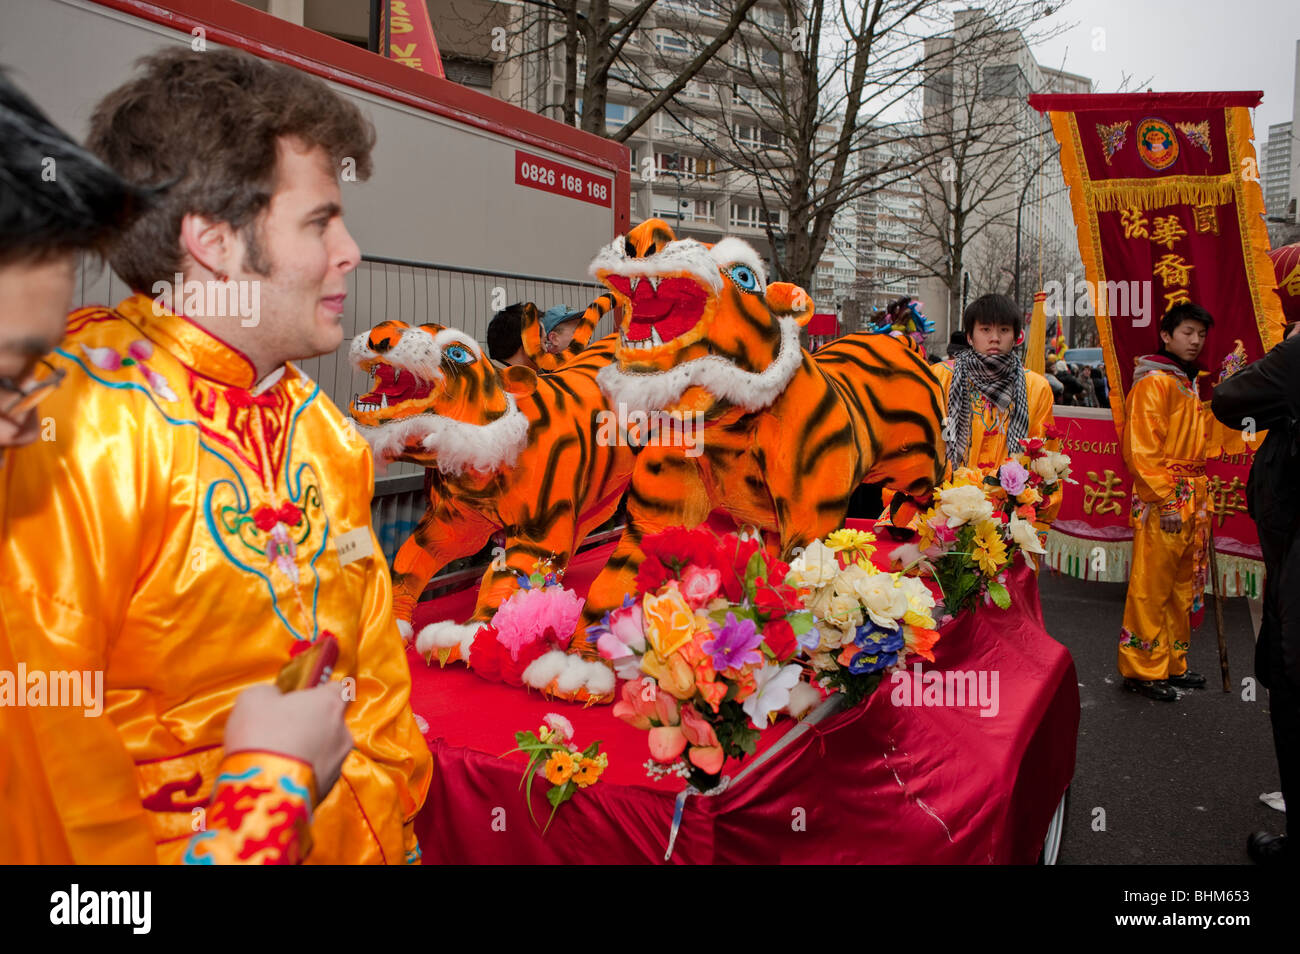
<box><xmin>541</xmin><ymin>303</ymin><xmax>585</xmax><ymax>355</ymax></box>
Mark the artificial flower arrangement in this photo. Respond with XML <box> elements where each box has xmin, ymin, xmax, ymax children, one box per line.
<box><xmin>785</xmin><ymin>530</ymin><xmax>941</xmax><ymax>707</ymax></box>
<box><xmin>591</xmin><ymin>527</ymin><xmax>820</xmax><ymax>789</ymax></box>
<box><xmin>910</xmin><ymin>437</ymin><xmax>1072</xmax><ymax>617</ymax></box>
<box><xmin>504</xmin><ymin>712</ymin><xmax>606</xmax><ymax>832</ymax></box>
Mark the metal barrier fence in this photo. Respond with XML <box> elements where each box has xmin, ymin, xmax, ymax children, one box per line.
<box><xmin>72</xmin><ymin>254</ymin><xmax>617</xmax><ymax>567</ymax></box>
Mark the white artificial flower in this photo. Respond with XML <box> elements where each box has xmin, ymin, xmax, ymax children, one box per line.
<box><xmin>938</xmin><ymin>483</ymin><xmax>994</xmax><ymax>528</ymax></box>
<box><xmin>850</xmin><ymin>569</ymin><xmax>908</xmax><ymax>629</ymax></box>
<box><xmin>742</xmin><ymin>663</ymin><xmax>803</xmax><ymax>729</ymax></box>
<box><xmin>1008</xmin><ymin>516</ymin><xmax>1046</xmax><ymax>554</ymax></box>
<box><xmin>1030</xmin><ymin>456</ymin><xmax>1057</xmax><ymax>482</ymax></box>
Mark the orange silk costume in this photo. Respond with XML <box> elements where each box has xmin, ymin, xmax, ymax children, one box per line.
<box><xmin>1117</xmin><ymin>356</ymin><xmax>1210</xmax><ymax>681</ymax></box>
<box><xmin>0</xmin><ymin>294</ymin><xmax>431</xmax><ymax>864</ymax></box>
<box><xmin>931</xmin><ymin>361</ymin><xmax>1063</xmax><ymax>529</ymax></box>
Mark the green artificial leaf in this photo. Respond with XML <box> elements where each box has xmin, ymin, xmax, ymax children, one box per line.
<box><xmin>789</xmin><ymin>611</ymin><xmax>816</xmax><ymax>635</ymax></box>
<box><xmin>744</xmin><ymin>551</ymin><xmax>765</xmax><ymax>600</ymax></box>
<box><xmin>987</xmin><ymin>580</ymin><xmax>1011</xmax><ymax>610</ymax></box>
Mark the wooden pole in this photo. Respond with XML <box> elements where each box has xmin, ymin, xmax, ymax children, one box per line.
<box><xmin>1207</xmin><ymin>524</ymin><xmax>1231</xmax><ymax>691</ymax></box>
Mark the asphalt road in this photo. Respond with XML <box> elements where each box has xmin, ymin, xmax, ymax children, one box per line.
<box><xmin>1041</xmin><ymin>571</ymin><xmax>1285</xmax><ymax>864</ymax></box>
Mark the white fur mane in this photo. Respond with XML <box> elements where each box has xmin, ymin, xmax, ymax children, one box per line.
<box><xmin>596</xmin><ymin>316</ymin><xmax>803</xmax><ymax>414</ymax></box>
<box><xmin>352</xmin><ymin>395</ymin><xmax>530</xmax><ymax>475</ymax></box>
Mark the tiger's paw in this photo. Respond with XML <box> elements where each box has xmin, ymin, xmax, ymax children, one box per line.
<box><xmin>520</xmin><ymin>650</ymin><xmax>616</xmax><ymax>705</ymax></box>
<box><xmin>415</xmin><ymin>620</ymin><xmax>482</xmax><ymax>667</ymax></box>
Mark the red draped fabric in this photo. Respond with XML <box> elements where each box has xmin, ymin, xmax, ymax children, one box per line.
<box><xmin>407</xmin><ymin>542</ymin><xmax>1078</xmax><ymax>863</ymax></box>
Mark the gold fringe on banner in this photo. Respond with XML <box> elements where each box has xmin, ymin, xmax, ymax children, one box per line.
<box><xmin>1046</xmin><ymin>529</ymin><xmax>1265</xmax><ymax>598</ymax></box>
<box><xmin>1086</xmin><ymin>175</ymin><xmax>1237</xmax><ymax>212</ymax></box>
<box><xmin>1044</xmin><ymin>530</ymin><xmax>1132</xmax><ymax>583</ymax></box>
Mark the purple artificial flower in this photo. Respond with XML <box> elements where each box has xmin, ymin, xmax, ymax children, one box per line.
<box><xmin>999</xmin><ymin>459</ymin><xmax>1030</xmax><ymax>496</ymax></box>
<box><xmin>701</xmin><ymin>612</ymin><xmax>763</xmax><ymax>671</ymax></box>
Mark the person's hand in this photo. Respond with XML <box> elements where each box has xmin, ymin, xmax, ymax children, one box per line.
<box><xmin>1287</xmin><ymin>321</ymin><xmax>1300</xmax><ymax>341</ymax></box>
<box><xmin>223</xmin><ymin>683</ymin><xmax>353</xmax><ymax>801</ymax></box>
<box><xmin>1159</xmin><ymin>510</ymin><xmax>1183</xmax><ymax>534</ymax></box>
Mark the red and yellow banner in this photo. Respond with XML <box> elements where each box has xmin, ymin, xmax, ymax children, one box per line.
<box><xmin>381</xmin><ymin>0</ymin><xmax>445</xmax><ymax>78</ymax></box>
<box><xmin>1029</xmin><ymin>92</ymin><xmax>1285</xmax><ymax>435</ymax></box>
<box><xmin>1045</xmin><ymin>408</ymin><xmax>1263</xmax><ymax>597</ymax></box>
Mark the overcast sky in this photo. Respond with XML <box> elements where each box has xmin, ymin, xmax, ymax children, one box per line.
<box><xmin>1029</xmin><ymin>0</ymin><xmax>1300</xmax><ymax>141</ymax></box>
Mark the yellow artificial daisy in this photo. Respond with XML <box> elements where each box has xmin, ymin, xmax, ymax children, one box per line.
<box><xmin>972</xmin><ymin>519</ymin><xmax>1009</xmax><ymax>576</ymax></box>
<box><xmin>825</xmin><ymin>528</ymin><xmax>877</xmax><ymax>564</ymax></box>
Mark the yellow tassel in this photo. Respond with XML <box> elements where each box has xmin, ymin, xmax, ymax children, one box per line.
<box><xmin>1027</xmin><ymin>292</ymin><xmax>1047</xmax><ymax>375</ymax></box>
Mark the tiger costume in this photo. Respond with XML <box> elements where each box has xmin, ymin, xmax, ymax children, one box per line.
<box><xmin>348</xmin><ymin>314</ymin><xmax>632</xmax><ymax>703</ymax></box>
<box><xmin>581</xmin><ymin>219</ymin><xmax>947</xmax><ymax>628</ymax></box>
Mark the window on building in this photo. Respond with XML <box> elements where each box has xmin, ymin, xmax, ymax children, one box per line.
<box><xmin>735</xmin><ymin>123</ymin><xmax>781</xmax><ymax>149</ymax></box>
<box><xmin>730</xmin><ymin>203</ymin><xmax>782</xmax><ymax>229</ymax></box>
<box><xmin>655</xmin><ymin>153</ymin><xmax>717</xmax><ymax>182</ymax></box>
<box><xmin>654</xmin><ymin>111</ymin><xmax>695</xmax><ymax>136</ymax></box>
<box><xmin>655</xmin><ymin>31</ymin><xmax>691</xmax><ymax>56</ymax></box>
<box><xmin>732</xmin><ymin>43</ymin><xmax>781</xmax><ymax>69</ymax></box>
<box><xmin>982</xmin><ymin>64</ymin><xmax>1028</xmax><ymax>100</ymax></box>
<box><xmin>443</xmin><ymin>57</ymin><xmax>493</xmax><ymax>93</ymax></box>
<box><xmin>605</xmin><ymin>102</ymin><xmax>631</xmax><ymax>130</ymax></box>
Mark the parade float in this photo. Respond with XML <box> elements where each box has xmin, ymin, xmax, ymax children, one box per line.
<box><xmin>356</xmin><ymin>221</ymin><xmax>1080</xmax><ymax>864</ymax></box>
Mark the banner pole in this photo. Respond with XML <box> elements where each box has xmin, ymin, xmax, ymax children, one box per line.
<box><xmin>1207</xmin><ymin>523</ymin><xmax>1231</xmax><ymax>692</ymax></box>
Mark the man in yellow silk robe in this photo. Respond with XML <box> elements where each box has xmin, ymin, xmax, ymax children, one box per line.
<box><xmin>0</xmin><ymin>49</ymin><xmax>430</xmax><ymax>862</ymax></box>
<box><xmin>1117</xmin><ymin>303</ymin><xmax>1214</xmax><ymax>701</ymax></box>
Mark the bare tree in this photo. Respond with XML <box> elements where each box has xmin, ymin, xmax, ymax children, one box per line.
<box><xmin>644</xmin><ymin>1</ymin><xmax>1065</xmax><ymax>292</ymax></box>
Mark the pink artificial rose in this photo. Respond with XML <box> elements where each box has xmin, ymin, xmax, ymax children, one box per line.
<box><xmin>648</xmin><ymin>725</ymin><xmax>687</xmax><ymax>763</ymax></box>
<box><xmin>679</xmin><ymin>565</ymin><xmax>722</xmax><ymax>608</ymax></box>
<box><xmin>613</xmin><ymin>679</ymin><xmax>653</xmax><ymax>730</ymax></box>
<box><xmin>679</xmin><ymin>704</ymin><xmax>720</xmax><ymax>749</ymax></box>
<box><xmin>609</xmin><ymin>602</ymin><xmax>646</xmax><ymax>654</ymax></box>
<box><xmin>687</xmin><ymin>745</ymin><xmax>725</xmax><ymax>775</ymax></box>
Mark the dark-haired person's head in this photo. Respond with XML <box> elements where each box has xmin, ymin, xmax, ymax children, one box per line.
<box><xmin>1159</xmin><ymin>301</ymin><xmax>1213</xmax><ymax>364</ymax></box>
<box><xmin>87</xmin><ymin>47</ymin><xmax>375</xmax><ymax>376</ymax></box>
<box><xmin>487</xmin><ymin>303</ymin><xmax>529</xmax><ymax>366</ymax></box>
<box><xmin>962</xmin><ymin>293</ymin><xmax>1021</xmax><ymax>356</ymax></box>
<box><xmin>0</xmin><ymin>70</ymin><xmax>149</xmax><ymax>449</ymax></box>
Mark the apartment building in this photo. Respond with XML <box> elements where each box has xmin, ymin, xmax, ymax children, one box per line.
<box><xmin>920</xmin><ymin>8</ymin><xmax>1090</xmax><ymax>342</ymax></box>
<box><xmin>1264</xmin><ymin>122</ymin><xmax>1295</xmax><ymax>222</ymax></box>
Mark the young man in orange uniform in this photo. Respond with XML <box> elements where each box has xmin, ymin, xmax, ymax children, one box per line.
<box><xmin>1117</xmin><ymin>303</ymin><xmax>1214</xmax><ymax>701</ymax></box>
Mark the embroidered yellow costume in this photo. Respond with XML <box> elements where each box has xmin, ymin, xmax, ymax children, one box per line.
<box><xmin>0</xmin><ymin>294</ymin><xmax>431</xmax><ymax>864</ymax></box>
<box><xmin>1117</xmin><ymin>356</ymin><xmax>1210</xmax><ymax>681</ymax></box>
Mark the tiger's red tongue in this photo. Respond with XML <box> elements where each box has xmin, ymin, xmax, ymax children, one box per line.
<box><xmin>610</xmin><ymin>275</ymin><xmax>707</xmax><ymax>343</ymax></box>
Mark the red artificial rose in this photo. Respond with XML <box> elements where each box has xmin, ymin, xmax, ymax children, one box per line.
<box><xmin>636</xmin><ymin>555</ymin><xmax>672</xmax><ymax>593</ymax></box>
<box><xmin>643</xmin><ymin>526</ymin><xmax>718</xmax><ymax>570</ymax></box>
<box><xmin>754</xmin><ymin>580</ymin><xmax>800</xmax><ymax>617</ymax></box>
<box><xmin>762</xmin><ymin>618</ymin><xmax>798</xmax><ymax>661</ymax></box>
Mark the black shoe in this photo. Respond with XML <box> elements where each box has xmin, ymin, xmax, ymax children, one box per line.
<box><xmin>1168</xmin><ymin>670</ymin><xmax>1207</xmax><ymax>689</ymax></box>
<box><xmin>1123</xmin><ymin>678</ymin><xmax>1177</xmax><ymax>701</ymax></box>
<box><xmin>1246</xmin><ymin>832</ymin><xmax>1290</xmax><ymax>865</ymax></box>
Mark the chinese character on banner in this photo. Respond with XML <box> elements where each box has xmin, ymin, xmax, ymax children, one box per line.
<box><xmin>1083</xmin><ymin>469</ymin><xmax>1126</xmax><ymax>516</ymax></box>
<box><xmin>1207</xmin><ymin>474</ymin><xmax>1248</xmax><ymax>527</ymax></box>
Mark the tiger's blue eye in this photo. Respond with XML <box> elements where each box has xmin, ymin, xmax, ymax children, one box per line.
<box><xmin>729</xmin><ymin>264</ymin><xmax>761</xmax><ymax>292</ymax></box>
<box><xmin>445</xmin><ymin>345</ymin><xmax>473</xmax><ymax>364</ymax></box>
